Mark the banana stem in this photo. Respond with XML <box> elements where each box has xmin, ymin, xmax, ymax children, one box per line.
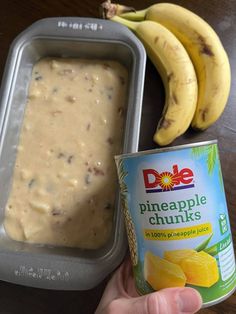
<box><xmin>121</xmin><ymin>9</ymin><xmax>147</xmax><ymax>21</ymax></box>
<box><xmin>111</xmin><ymin>15</ymin><xmax>138</xmax><ymax>32</ymax></box>
<box><xmin>100</xmin><ymin>0</ymin><xmax>135</xmax><ymax>19</ymax></box>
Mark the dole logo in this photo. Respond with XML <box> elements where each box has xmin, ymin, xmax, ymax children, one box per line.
<box><xmin>143</xmin><ymin>164</ymin><xmax>194</xmax><ymax>193</ymax></box>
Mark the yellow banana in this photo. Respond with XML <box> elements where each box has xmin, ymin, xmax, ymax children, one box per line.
<box><xmin>118</xmin><ymin>2</ymin><xmax>231</xmax><ymax>130</ymax></box>
<box><xmin>110</xmin><ymin>16</ymin><xmax>198</xmax><ymax>146</ymax></box>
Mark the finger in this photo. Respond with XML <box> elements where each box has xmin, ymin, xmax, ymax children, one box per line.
<box><xmin>104</xmin><ymin>287</ymin><xmax>202</xmax><ymax>314</ymax></box>
<box><xmin>95</xmin><ymin>263</ymin><xmax>124</xmax><ymax>313</ymax></box>
<box><xmin>96</xmin><ymin>256</ymin><xmax>138</xmax><ymax>314</ymax></box>
<box><xmin>119</xmin><ymin>256</ymin><xmax>139</xmax><ymax>297</ymax></box>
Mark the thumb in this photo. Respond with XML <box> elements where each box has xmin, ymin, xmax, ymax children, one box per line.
<box><xmin>105</xmin><ymin>287</ymin><xmax>202</xmax><ymax>314</ymax></box>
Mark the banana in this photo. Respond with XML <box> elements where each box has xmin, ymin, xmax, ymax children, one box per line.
<box><xmin>115</xmin><ymin>2</ymin><xmax>231</xmax><ymax>130</ymax></box>
<box><xmin>109</xmin><ymin>16</ymin><xmax>198</xmax><ymax>146</ymax></box>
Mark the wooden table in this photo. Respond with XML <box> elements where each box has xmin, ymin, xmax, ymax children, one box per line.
<box><xmin>0</xmin><ymin>0</ymin><xmax>235</xmax><ymax>313</ymax></box>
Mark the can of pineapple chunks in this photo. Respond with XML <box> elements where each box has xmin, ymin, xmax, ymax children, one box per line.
<box><xmin>115</xmin><ymin>140</ymin><xmax>236</xmax><ymax>307</ymax></box>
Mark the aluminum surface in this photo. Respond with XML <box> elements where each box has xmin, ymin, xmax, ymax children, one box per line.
<box><xmin>0</xmin><ymin>17</ymin><xmax>146</xmax><ymax>289</ymax></box>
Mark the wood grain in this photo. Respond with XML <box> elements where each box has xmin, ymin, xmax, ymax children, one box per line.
<box><xmin>0</xmin><ymin>1</ymin><xmax>235</xmax><ymax>313</ymax></box>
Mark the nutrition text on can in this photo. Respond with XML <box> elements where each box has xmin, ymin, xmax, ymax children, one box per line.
<box><xmin>115</xmin><ymin>140</ymin><xmax>236</xmax><ymax>307</ymax></box>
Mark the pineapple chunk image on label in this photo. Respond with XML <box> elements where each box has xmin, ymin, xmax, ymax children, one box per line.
<box><xmin>164</xmin><ymin>249</ymin><xmax>219</xmax><ymax>287</ymax></box>
<box><xmin>144</xmin><ymin>251</ymin><xmax>186</xmax><ymax>290</ymax></box>
<box><xmin>164</xmin><ymin>249</ymin><xmax>196</xmax><ymax>264</ymax></box>
<box><xmin>180</xmin><ymin>251</ymin><xmax>219</xmax><ymax>287</ymax></box>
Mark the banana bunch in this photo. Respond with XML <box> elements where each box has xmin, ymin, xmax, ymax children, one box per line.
<box><xmin>101</xmin><ymin>1</ymin><xmax>231</xmax><ymax>146</ymax></box>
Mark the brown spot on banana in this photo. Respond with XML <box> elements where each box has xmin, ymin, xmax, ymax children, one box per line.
<box><xmin>154</xmin><ymin>36</ymin><xmax>159</xmax><ymax>44</ymax></box>
<box><xmin>183</xmin><ymin>77</ymin><xmax>197</xmax><ymax>85</ymax></box>
<box><xmin>212</xmin><ymin>84</ymin><xmax>220</xmax><ymax>97</ymax></box>
<box><xmin>201</xmin><ymin>107</ymin><xmax>209</xmax><ymax>121</ymax></box>
<box><xmin>172</xmin><ymin>92</ymin><xmax>178</xmax><ymax>105</ymax></box>
<box><xmin>159</xmin><ymin>118</ymin><xmax>174</xmax><ymax>129</ymax></box>
<box><xmin>197</xmin><ymin>34</ymin><xmax>214</xmax><ymax>57</ymax></box>
<box><xmin>167</xmin><ymin>72</ymin><xmax>174</xmax><ymax>82</ymax></box>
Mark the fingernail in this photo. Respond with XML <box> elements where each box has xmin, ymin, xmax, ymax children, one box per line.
<box><xmin>177</xmin><ymin>288</ymin><xmax>202</xmax><ymax>312</ymax></box>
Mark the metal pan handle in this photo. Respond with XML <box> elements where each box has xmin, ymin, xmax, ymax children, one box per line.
<box><xmin>12</xmin><ymin>17</ymin><xmax>137</xmax><ymax>43</ymax></box>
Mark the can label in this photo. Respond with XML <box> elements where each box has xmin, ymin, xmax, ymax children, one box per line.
<box><xmin>115</xmin><ymin>141</ymin><xmax>236</xmax><ymax>306</ymax></box>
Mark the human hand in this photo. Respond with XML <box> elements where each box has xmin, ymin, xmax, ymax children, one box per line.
<box><xmin>95</xmin><ymin>257</ymin><xmax>202</xmax><ymax>314</ymax></box>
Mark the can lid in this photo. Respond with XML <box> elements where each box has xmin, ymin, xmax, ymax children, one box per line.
<box><xmin>115</xmin><ymin>139</ymin><xmax>218</xmax><ymax>160</ymax></box>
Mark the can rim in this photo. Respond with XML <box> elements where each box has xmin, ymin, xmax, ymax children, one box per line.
<box><xmin>115</xmin><ymin>139</ymin><xmax>218</xmax><ymax>160</ymax></box>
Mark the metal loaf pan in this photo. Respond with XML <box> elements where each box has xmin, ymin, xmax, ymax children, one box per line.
<box><xmin>0</xmin><ymin>17</ymin><xmax>146</xmax><ymax>290</ymax></box>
